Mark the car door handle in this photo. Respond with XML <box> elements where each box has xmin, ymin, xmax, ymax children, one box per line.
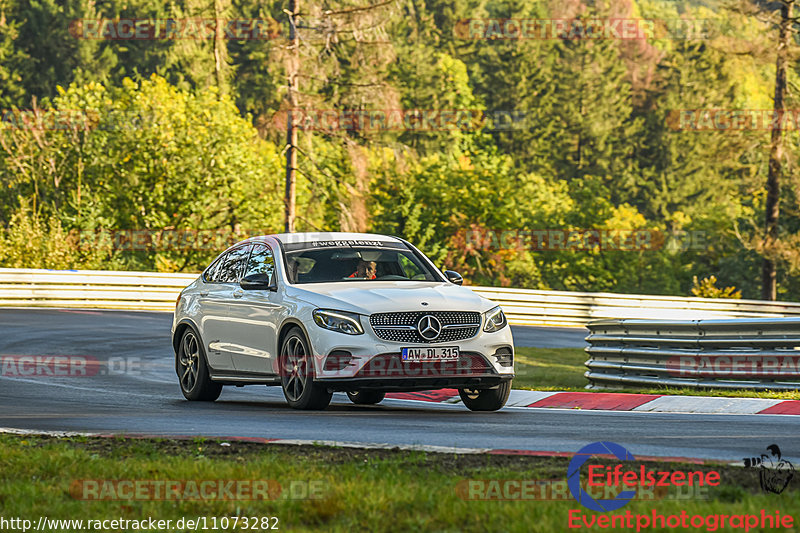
<box><xmin>199</xmin><ymin>292</ymin><xmax>209</xmax><ymax>297</ymax></box>
<box><xmin>233</xmin><ymin>289</ymin><xmax>244</xmax><ymax>299</ymax></box>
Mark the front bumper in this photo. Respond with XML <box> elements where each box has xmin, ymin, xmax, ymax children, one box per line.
<box><xmin>319</xmin><ymin>375</ymin><xmax>511</xmax><ymax>392</ymax></box>
<box><xmin>305</xmin><ymin>317</ymin><xmax>515</xmax><ymax>389</ymax></box>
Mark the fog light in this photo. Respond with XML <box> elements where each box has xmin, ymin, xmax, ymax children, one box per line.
<box><xmin>493</xmin><ymin>347</ymin><xmax>513</xmax><ymax>367</ymax></box>
<box><xmin>324</xmin><ymin>350</ymin><xmax>354</xmax><ymax>371</ymax></box>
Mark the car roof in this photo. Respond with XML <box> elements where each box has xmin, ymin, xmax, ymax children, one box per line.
<box><xmin>269</xmin><ymin>232</ymin><xmax>403</xmax><ymax>244</ymax></box>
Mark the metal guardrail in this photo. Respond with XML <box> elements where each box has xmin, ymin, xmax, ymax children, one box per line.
<box><xmin>585</xmin><ymin>318</ymin><xmax>800</xmax><ymax>390</ymax></box>
<box><xmin>2</xmin><ymin>268</ymin><xmax>800</xmax><ymax>326</ymax></box>
<box><xmin>469</xmin><ymin>286</ymin><xmax>800</xmax><ymax>326</ymax></box>
<box><xmin>0</xmin><ymin>268</ymin><xmax>197</xmax><ymax>311</ymax></box>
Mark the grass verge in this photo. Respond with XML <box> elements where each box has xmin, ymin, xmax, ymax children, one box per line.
<box><xmin>1</xmin><ymin>435</ymin><xmax>798</xmax><ymax>532</ymax></box>
<box><xmin>513</xmin><ymin>347</ymin><xmax>800</xmax><ymax>400</ymax></box>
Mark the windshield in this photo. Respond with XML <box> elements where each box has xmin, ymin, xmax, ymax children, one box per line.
<box><xmin>282</xmin><ymin>241</ymin><xmax>441</xmax><ymax>284</ymax></box>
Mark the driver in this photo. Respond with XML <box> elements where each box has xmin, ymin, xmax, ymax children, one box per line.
<box><xmin>348</xmin><ymin>260</ymin><xmax>377</xmax><ymax>280</ymax></box>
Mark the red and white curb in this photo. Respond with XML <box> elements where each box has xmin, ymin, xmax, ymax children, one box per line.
<box><xmin>385</xmin><ymin>389</ymin><xmax>800</xmax><ymax>415</ymax></box>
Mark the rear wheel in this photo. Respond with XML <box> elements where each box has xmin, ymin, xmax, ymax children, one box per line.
<box><xmin>177</xmin><ymin>328</ymin><xmax>222</xmax><ymax>401</ymax></box>
<box><xmin>459</xmin><ymin>380</ymin><xmax>511</xmax><ymax>411</ymax></box>
<box><xmin>280</xmin><ymin>327</ymin><xmax>332</xmax><ymax>410</ymax></box>
<box><xmin>347</xmin><ymin>390</ymin><xmax>386</xmax><ymax>405</ymax></box>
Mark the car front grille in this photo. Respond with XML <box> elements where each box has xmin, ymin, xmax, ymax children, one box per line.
<box><xmin>354</xmin><ymin>352</ymin><xmax>495</xmax><ymax>378</ymax></box>
<box><xmin>369</xmin><ymin>311</ymin><xmax>481</xmax><ymax>343</ymax></box>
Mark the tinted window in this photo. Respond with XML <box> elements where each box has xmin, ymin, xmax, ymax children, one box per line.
<box><xmin>284</xmin><ymin>245</ymin><xmax>439</xmax><ymax>284</ymax></box>
<box><xmin>243</xmin><ymin>244</ymin><xmax>275</xmax><ymax>280</ymax></box>
<box><xmin>204</xmin><ymin>253</ymin><xmax>226</xmax><ymax>283</ymax></box>
<box><xmin>216</xmin><ymin>246</ymin><xmax>251</xmax><ymax>283</ymax></box>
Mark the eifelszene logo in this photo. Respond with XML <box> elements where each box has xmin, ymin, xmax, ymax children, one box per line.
<box><xmin>568</xmin><ymin>441</ymin><xmax>721</xmax><ymax>512</ymax></box>
<box><xmin>568</xmin><ymin>441</ymin><xmax>637</xmax><ymax>512</ymax></box>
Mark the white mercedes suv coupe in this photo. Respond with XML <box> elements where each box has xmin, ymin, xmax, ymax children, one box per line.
<box><xmin>171</xmin><ymin>232</ymin><xmax>515</xmax><ymax>411</ymax></box>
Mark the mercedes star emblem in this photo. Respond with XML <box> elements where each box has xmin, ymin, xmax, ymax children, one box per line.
<box><xmin>417</xmin><ymin>315</ymin><xmax>442</xmax><ymax>340</ymax></box>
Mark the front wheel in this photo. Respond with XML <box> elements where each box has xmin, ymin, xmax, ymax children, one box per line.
<box><xmin>279</xmin><ymin>327</ymin><xmax>332</xmax><ymax>410</ymax></box>
<box><xmin>347</xmin><ymin>390</ymin><xmax>386</xmax><ymax>405</ymax></box>
<box><xmin>459</xmin><ymin>380</ymin><xmax>511</xmax><ymax>411</ymax></box>
<box><xmin>177</xmin><ymin>328</ymin><xmax>222</xmax><ymax>401</ymax></box>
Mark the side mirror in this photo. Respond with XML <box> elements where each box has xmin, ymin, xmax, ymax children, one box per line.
<box><xmin>240</xmin><ymin>272</ymin><xmax>277</xmax><ymax>291</ymax></box>
<box><xmin>444</xmin><ymin>270</ymin><xmax>463</xmax><ymax>285</ymax></box>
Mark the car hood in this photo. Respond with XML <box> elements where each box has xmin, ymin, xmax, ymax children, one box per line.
<box><xmin>287</xmin><ymin>281</ymin><xmax>496</xmax><ymax>315</ymax></box>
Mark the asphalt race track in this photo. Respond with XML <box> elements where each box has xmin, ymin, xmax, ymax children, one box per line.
<box><xmin>1</xmin><ymin>308</ymin><xmax>796</xmax><ymax>462</ymax></box>
<box><xmin>509</xmin><ymin>325</ymin><xmax>587</xmax><ymax>348</ymax></box>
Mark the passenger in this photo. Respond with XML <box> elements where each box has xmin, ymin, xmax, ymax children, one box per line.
<box><xmin>348</xmin><ymin>260</ymin><xmax>377</xmax><ymax>280</ymax></box>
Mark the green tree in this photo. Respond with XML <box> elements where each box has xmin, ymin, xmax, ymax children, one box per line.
<box><xmin>0</xmin><ymin>75</ymin><xmax>284</xmax><ymax>271</ymax></box>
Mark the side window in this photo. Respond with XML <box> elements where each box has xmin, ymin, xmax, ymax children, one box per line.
<box><xmin>243</xmin><ymin>244</ymin><xmax>275</xmax><ymax>280</ymax></box>
<box><xmin>217</xmin><ymin>246</ymin><xmax>251</xmax><ymax>283</ymax></box>
<box><xmin>204</xmin><ymin>253</ymin><xmax>227</xmax><ymax>283</ymax></box>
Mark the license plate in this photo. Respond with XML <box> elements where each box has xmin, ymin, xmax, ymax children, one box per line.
<box><xmin>401</xmin><ymin>346</ymin><xmax>460</xmax><ymax>362</ymax></box>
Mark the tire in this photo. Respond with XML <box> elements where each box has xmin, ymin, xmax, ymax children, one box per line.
<box><xmin>459</xmin><ymin>380</ymin><xmax>511</xmax><ymax>411</ymax></box>
<box><xmin>279</xmin><ymin>326</ymin><xmax>332</xmax><ymax>410</ymax></box>
<box><xmin>177</xmin><ymin>327</ymin><xmax>222</xmax><ymax>401</ymax></box>
<box><xmin>347</xmin><ymin>390</ymin><xmax>386</xmax><ymax>405</ymax></box>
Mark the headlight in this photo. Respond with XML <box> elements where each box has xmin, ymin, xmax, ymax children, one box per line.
<box><xmin>483</xmin><ymin>306</ymin><xmax>507</xmax><ymax>332</ymax></box>
<box><xmin>312</xmin><ymin>309</ymin><xmax>364</xmax><ymax>335</ymax></box>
